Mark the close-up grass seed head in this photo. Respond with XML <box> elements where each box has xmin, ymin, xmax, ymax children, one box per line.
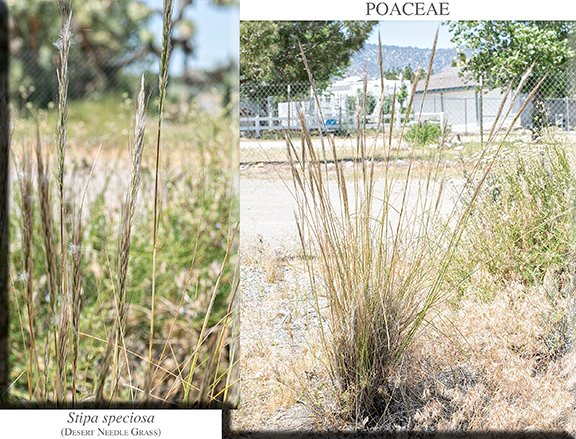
<box><xmin>5</xmin><ymin>0</ymin><xmax>239</xmax><ymax>407</ymax></box>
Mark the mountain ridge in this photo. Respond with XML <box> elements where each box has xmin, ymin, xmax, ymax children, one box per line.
<box><xmin>346</xmin><ymin>43</ymin><xmax>458</xmax><ymax>79</ymax></box>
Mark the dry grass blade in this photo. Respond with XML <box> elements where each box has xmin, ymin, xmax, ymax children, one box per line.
<box><xmin>70</xmin><ymin>216</ymin><xmax>82</xmax><ymax>403</ymax></box>
<box><xmin>119</xmin><ymin>75</ymin><xmax>147</xmax><ymax>320</ymax></box>
<box><xmin>34</xmin><ymin>124</ymin><xmax>59</xmax><ymax>315</ymax></box>
<box><xmin>96</xmin><ymin>76</ymin><xmax>147</xmax><ymax>402</ymax></box>
<box><xmin>32</xmin><ymin>122</ymin><xmax>59</xmax><ymax>402</ymax></box>
<box><xmin>55</xmin><ymin>271</ymin><xmax>70</xmax><ymax>402</ymax></box>
<box><xmin>14</xmin><ymin>148</ymin><xmax>38</xmax><ymax>400</ymax></box>
<box><xmin>54</xmin><ymin>0</ymin><xmax>72</xmax><ymax>403</ymax></box>
<box><xmin>147</xmin><ymin>0</ymin><xmax>174</xmax><ymax>399</ymax></box>
<box><xmin>114</xmin><ymin>75</ymin><xmax>147</xmax><ymax>396</ymax></box>
<box><xmin>183</xmin><ymin>222</ymin><xmax>239</xmax><ymax>404</ymax></box>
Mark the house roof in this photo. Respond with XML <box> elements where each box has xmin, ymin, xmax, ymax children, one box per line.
<box><xmin>415</xmin><ymin>66</ymin><xmax>478</xmax><ymax>93</ymax></box>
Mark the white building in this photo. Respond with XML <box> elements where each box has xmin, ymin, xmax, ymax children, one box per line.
<box><xmin>277</xmin><ymin>75</ymin><xmax>410</xmax><ymax>127</ymax></box>
<box><xmin>413</xmin><ymin>66</ymin><xmax>523</xmax><ymax>133</ymax></box>
<box><xmin>328</xmin><ymin>76</ymin><xmax>408</xmax><ymax>101</ymax></box>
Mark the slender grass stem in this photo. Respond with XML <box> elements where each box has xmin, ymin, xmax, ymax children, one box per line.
<box><xmin>147</xmin><ymin>0</ymin><xmax>174</xmax><ymax>400</ymax></box>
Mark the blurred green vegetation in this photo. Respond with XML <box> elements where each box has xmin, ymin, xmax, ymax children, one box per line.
<box><xmin>9</xmin><ymin>97</ymin><xmax>238</xmax><ymax>403</ymax></box>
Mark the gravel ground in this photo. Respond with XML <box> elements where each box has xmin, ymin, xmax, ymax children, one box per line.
<box><xmin>240</xmin><ymin>177</ymin><xmax>300</xmax><ymax>252</ymax></box>
<box><xmin>233</xmin><ymin>263</ymin><xmax>321</xmax><ymax>431</ymax></box>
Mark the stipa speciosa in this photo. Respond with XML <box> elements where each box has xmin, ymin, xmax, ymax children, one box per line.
<box><xmin>11</xmin><ymin>80</ymin><xmax>147</xmax><ymax>404</ymax></box>
<box><xmin>54</xmin><ymin>0</ymin><xmax>72</xmax><ymax>405</ymax></box>
<box><xmin>96</xmin><ymin>76</ymin><xmax>147</xmax><ymax>402</ymax></box>
<box><xmin>8</xmin><ymin>0</ymin><xmax>238</xmax><ymax>408</ymax></box>
<box><xmin>13</xmin><ymin>148</ymin><xmax>38</xmax><ymax>401</ymax></box>
<box><xmin>287</xmin><ymin>30</ymin><xmax>547</xmax><ymax>425</ymax></box>
<box><xmin>146</xmin><ymin>0</ymin><xmax>174</xmax><ymax>400</ymax></box>
<box><xmin>8</xmin><ymin>1</ymin><xmax>148</xmax><ymax>403</ymax></box>
<box><xmin>9</xmin><ymin>1</ymin><xmax>72</xmax><ymax>398</ymax></box>
<box><xmin>34</xmin><ymin>124</ymin><xmax>59</xmax><ymax>317</ymax></box>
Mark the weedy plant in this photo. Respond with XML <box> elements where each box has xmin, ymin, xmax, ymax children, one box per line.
<box><xmin>287</xmin><ymin>33</ymin><xmax>545</xmax><ymax>425</ymax></box>
<box><xmin>8</xmin><ymin>0</ymin><xmax>238</xmax><ymax>407</ymax></box>
<box><xmin>455</xmin><ymin>138</ymin><xmax>576</xmax><ymax>290</ymax></box>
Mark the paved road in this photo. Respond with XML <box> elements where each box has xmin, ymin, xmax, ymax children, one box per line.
<box><xmin>240</xmin><ymin>173</ymin><xmax>464</xmax><ymax>253</ymax></box>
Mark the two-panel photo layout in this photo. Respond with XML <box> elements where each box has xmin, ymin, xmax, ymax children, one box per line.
<box><xmin>2</xmin><ymin>1</ymin><xmax>576</xmax><ymax>436</ymax></box>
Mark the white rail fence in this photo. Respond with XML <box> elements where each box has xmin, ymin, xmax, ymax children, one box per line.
<box><xmin>240</xmin><ymin>112</ymin><xmax>446</xmax><ymax>137</ymax></box>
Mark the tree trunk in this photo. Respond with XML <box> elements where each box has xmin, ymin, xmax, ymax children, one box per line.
<box><xmin>531</xmin><ymin>87</ymin><xmax>547</xmax><ymax>141</ymax></box>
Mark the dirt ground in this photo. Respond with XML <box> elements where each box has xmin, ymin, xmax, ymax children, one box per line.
<box><xmin>235</xmin><ymin>169</ymin><xmax>324</xmax><ymax>431</ymax></box>
<box><xmin>234</xmin><ymin>160</ymin><xmax>576</xmax><ymax>433</ymax></box>
<box><xmin>240</xmin><ymin>165</ymin><xmax>462</xmax><ymax>249</ymax></box>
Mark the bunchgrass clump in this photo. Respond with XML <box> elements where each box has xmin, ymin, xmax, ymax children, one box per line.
<box><xmin>287</xmin><ymin>33</ymin><xmax>543</xmax><ymax>425</ymax></box>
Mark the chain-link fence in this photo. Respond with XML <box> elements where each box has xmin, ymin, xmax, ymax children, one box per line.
<box><xmin>10</xmin><ymin>44</ymin><xmax>159</xmax><ymax>116</ymax></box>
<box><xmin>240</xmin><ymin>73</ymin><xmax>576</xmax><ymax>164</ymax></box>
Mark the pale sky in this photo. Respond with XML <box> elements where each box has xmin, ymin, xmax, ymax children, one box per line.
<box><xmin>146</xmin><ymin>0</ymin><xmax>239</xmax><ymax>71</ymax></box>
<box><xmin>368</xmin><ymin>21</ymin><xmax>456</xmax><ymax>49</ymax></box>
<box><xmin>144</xmin><ymin>9</ymin><xmax>457</xmax><ymax>73</ymax></box>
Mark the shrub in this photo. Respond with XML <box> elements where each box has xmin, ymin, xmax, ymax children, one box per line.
<box><xmin>405</xmin><ymin>121</ymin><xmax>443</xmax><ymax>146</ymax></box>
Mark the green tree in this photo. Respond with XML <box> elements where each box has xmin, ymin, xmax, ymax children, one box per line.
<box><xmin>346</xmin><ymin>91</ymin><xmax>379</xmax><ymax>125</ymax></box>
<box><xmin>449</xmin><ymin>21</ymin><xmax>573</xmax><ymax>91</ymax></box>
<box><xmin>240</xmin><ymin>21</ymin><xmax>376</xmax><ymax>87</ymax></box>
<box><xmin>397</xmin><ymin>83</ymin><xmax>408</xmax><ymax>111</ymax></box>
<box><xmin>448</xmin><ymin>21</ymin><xmax>574</xmax><ymax>136</ymax></box>
<box><xmin>402</xmin><ymin>65</ymin><xmax>415</xmax><ymax>82</ymax></box>
<box><xmin>381</xmin><ymin>67</ymin><xmax>401</xmax><ymax>80</ymax></box>
<box><xmin>9</xmin><ymin>0</ymin><xmax>234</xmax><ymax>105</ymax></box>
<box><xmin>10</xmin><ymin>0</ymin><xmax>153</xmax><ymax>104</ymax></box>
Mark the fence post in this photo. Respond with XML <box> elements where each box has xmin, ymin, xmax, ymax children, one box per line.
<box><xmin>267</xmin><ymin>95</ymin><xmax>273</xmax><ymax>132</ymax></box>
<box><xmin>464</xmin><ymin>98</ymin><xmax>468</xmax><ymax>134</ymax></box>
<box><xmin>479</xmin><ymin>78</ymin><xmax>484</xmax><ymax>146</ymax></box>
<box><xmin>287</xmin><ymin>84</ymin><xmax>291</xmax><ymax>130</ymax></box>
<box><xmin>566</xmin><ymin>96</ymin><xmax>570</xmax><ymax>131</ymax></box>
<box><xmin>0</xmin><ymin>0</ymin><xmax>9</xmax><ymax>399</ymax></box>
<box><xmin>309</xmin><ymin>85</ymin><xmax>314</xmax><ymax>129</ymax></box>
<box><xmin>338</xmin><ymin>95</ymin><xmax>342</xmax><ymax>130</ymax></box>
<box><xmin>255</xmin><ymin>114</ymin><xmax>261</xmax><ymax>138</ymax></box>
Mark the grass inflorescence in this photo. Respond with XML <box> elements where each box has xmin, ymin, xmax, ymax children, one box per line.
<box><xmin>287</xmin><ymin>32</ymin><xmax>556</xmax><ymax>427</ymax></box>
